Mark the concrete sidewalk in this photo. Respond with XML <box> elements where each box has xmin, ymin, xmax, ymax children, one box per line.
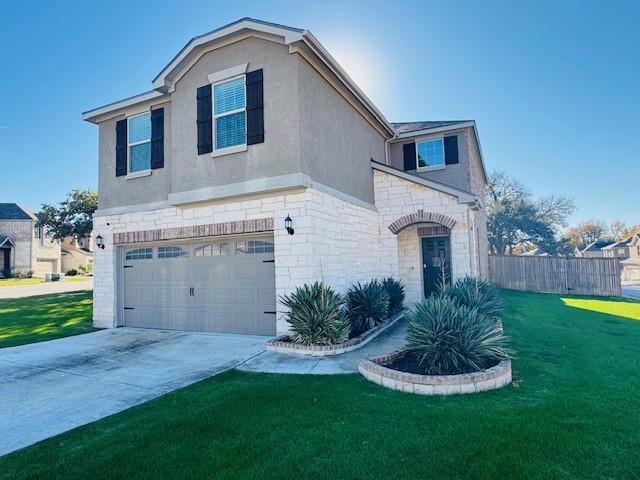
<box><xmin>622</xmin><ymin>282</ymin><xmax>640</xmax><ymax>301</ymax></box>
<box><xmin>238</xmin><ymin>317</ymin><xmax>407</xmax><ymax>374</ymax></box>
<box><xmin>0</xmin><ymin>280</ymin><xmax>93</xmax><ymax>299</ymax></box>
<box><xmin>0</xmin><ymin>328</ymin><xmax>266</xmax><ymax>457</ymax></box>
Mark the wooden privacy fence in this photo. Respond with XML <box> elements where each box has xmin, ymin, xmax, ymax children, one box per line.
<box><xmin>489</xmin><ymin>255</ymin><xmax>621</xmax><ymax>297</ymax></box>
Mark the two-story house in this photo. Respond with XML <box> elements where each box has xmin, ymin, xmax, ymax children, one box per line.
<box><xmin>0</xmin><ymin>203</ymin><xmax>61</xmax><ymax>277</ymax></box>
<box><xmin>83</xmin><ymin>18</ymin><xmax>489</xmax><ymax>336</ymax></box>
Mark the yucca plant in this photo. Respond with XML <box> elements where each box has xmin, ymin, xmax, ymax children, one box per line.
<box><xmin>382</xmin><ymin>277</ymin><xmax>405</xmax><ymax>316</ymax></box>
<box><xmin>439</xmin><ymin>276</ymin><xmax>503</xmax><ymax>319</ymax></box>
<box><xmin>279</xmin><ymin>282</ymin><xmax>350</xmax><ymax>346</ymax></box>
<box><xmin>405</xmin><ymin>295</ymin><xmax>512</xmax><ymax>375</ymax></box>
<box><xmin>346</xmin><ymin>280</ymin><xmax>390</xmax><ymax>337</ymax></box>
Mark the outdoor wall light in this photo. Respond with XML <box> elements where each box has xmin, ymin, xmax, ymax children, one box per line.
<box><xmin>96</xmin><ymin>234</ymin><xmax>105</xmax><ymax>249</ymax></box>
<box><xmin>285</xmin><ymin>215</ymin><xmax>294</xmax><ymax>235</ymax></box>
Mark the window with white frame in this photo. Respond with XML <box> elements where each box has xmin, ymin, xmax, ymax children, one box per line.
<box><xmin>128</xmin><ymin>112</ymin><xmax>152</xmax><ymax>172</ymax></box>
<box><xmin>236</xmin><ymin>240</ymin><xmax>274</xmax><ymax>254</ymax></box>
<box><xmin>213</xmin><ymin>76</ymin><xmax>246</xmax><ymax>150</ymax></box>
<box><xmin>125</xmin><ymin>248</ymin><xmax>153</xmax><ymax>260</ymax></box>
<box><xmin>416</xmin><ymin>138</ymin><xmax>445</xmax><ymax>169</ymax></box>
<box><xmin>158</xmin><ymin>246</ymin><xmax>188</xmax><ymax>259</ymax></box>
<box><xmin>194</xmin><ymin>242</ymin><xmax>230</xmax><ymax>257</ymax></box>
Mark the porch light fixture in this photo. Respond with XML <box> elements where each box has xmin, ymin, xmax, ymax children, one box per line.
<box><xmin>96</xmin><ymin>234</ymin><xmax>105</xmax><ymax>250</ymax></box>
<box><xmin>284</xmin><ymin>215</ymin><xmax>294</xmax><ymax>235</ymax></box>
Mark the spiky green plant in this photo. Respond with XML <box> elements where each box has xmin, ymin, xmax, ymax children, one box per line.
<box><xmin>279</xmin><ymin>282</ymin><xmax>350</xmax><ymax>346</ymax></box>
<box><xmin>439</xmin><ymin>276</ymin><xmax>503</xmax><ymax>319</ymax></box>
<box><xmin>405</xmin><ymin>295</ymin><xmax>512</xmax><ymax>375</ymax></box>
<box><xmin>382</xmin><ymin>277</ymin><xmax>405</xmax><ymax>316</ymax></box>
<box><xmin>346</xmin><ymin>280</ymin><xmax>390</xmax><ymax>337</ymax></box>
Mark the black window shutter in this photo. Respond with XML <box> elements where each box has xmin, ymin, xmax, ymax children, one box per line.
<box><xmin>403</xmin><ymin>142</ymin><xmax>416</xmax><ymax>171</ymax></box>
<box><xmin>115</xmin><ymin>119</ymin><xmax>127</xmax><ymax>177</ymax></box>
<box><xmin>246</xmin><ymin>69</ymin><xmax>264</xmax><ymax>145</ymax></box>
<box><xmin>150</xmin><ymin>108</ymin><xmax>164</xmax><ymax>169</ymax></box>
<box><xmin>196</xmin><ymin>85</ymin><xmax>213</xmax><ymax>154</ymax></box>
<box><xmin>444</xmin><ymin>136</ymin><xmax>459</xmax><ymax>165</ymax></box>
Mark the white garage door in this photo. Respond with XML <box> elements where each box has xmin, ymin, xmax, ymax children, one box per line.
<box><xmin>122</xmin><ymin>237</ymin><xmax>276</xmax><ymax>335</ymax></box>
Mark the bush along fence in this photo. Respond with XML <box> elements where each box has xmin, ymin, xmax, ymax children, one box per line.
<box><xmin>489</xmin><ymin>255</ymin><xmax>621</xmax><ymax>297</ymax></box>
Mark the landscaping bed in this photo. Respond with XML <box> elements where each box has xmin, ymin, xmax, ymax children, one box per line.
<box><xmin>267</xmin><ymin>310</ymin><xmax>404</xmax><ymax>356</ymax></box>
<box><xmin>359</xmin><ymin>351</ymin><xmax>512</xmax><ymax>395</ymax></box>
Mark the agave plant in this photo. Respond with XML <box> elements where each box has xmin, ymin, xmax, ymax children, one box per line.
<box><xmin>439</xmin><ymin>276</ymin><xmax>503</xmax><ymax>319</ymax></box>
<box><xmin>405</xmin><ymin>295</ymin><xmax>512</xmax><ymax>375</ymax></box>
<box><xmin>279</xmin><ymin>282</ymin><xmax>350</xmax><ymax>346</ymax></box>
<box><xmin>346</xmin><ymin>280</ymin><xmax>390</xmax><ymax>337</ymax></box>
<box><xmin>382</xmin><ymin>277</ymin><xmax>405</xmax><ymax>317</ymax></box>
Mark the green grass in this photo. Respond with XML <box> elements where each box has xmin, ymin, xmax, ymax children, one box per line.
<box><xmin>1</xmin><ymin>290</ymin><xmax>639</xmax><ymax>479</ymax></box>
<box><xmin>0</xmin><ymin>291</ymin><xmax>95</xmax><ymax>348</ymax></box>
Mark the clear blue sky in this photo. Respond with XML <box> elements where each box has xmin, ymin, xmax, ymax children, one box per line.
<box><xmin>1</xmin><ymin>1</ymin><xmax>638</xmax><ymax>228</ymax></box>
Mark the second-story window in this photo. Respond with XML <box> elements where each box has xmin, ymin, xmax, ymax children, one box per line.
<box><xmin>416</xmin><ymin>138</ymin><xmax>445</xmax><ymax>170</ymax></box>
<box><xmin>213</xmin><ymin>76</ymin><xmax>246</xmax><ymax>150</ymax></box>
<box><xmin>128</xmin><ymin>112</ymin><xmax>152</xmax><ymax>172</ymax></box>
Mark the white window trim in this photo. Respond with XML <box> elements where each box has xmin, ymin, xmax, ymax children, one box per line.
<box><xmin>207</xmin><ymin>63</ymin><xmax>248</xmax><ymax>85</ymax></box>
<box><xmin>416</xmin><ymin>138</ymin><xmax>446</xmax><ymax>172</ymax></box>
<box><xmin>127</xmin><ymin>111</ymin><xmax>152</xmax><ymax>174</ymax></box>
<box><xmin>211</xmin><ymin>74</ymin><xmax>247</xmax><ymax>156</ymax></box>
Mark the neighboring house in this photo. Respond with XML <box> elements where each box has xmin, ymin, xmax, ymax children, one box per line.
<box><xmin>575</xmin><ymin>240</ymin><xmax>615</xmax><ymax>258</ymax></box>
<box><xmin>609</xmin><ymin>234</ymin><xmax>640</xmax><ymax>281</ymax></box>
<box><xmin>61</xmin><ymin>236</ymin><xmax>94</xmax><ymax>273</ymax></box>
<box><xmin>522</xmin><ymin>248</ymin><xmax>550</xmax><ymax>257</ymax></box>
<box><xmin>82</xmin><ymin>18</ymin><xmax>489</xmax><ymax>336</ymax></box>
<box><xmin>0</xmin><ymin>203</ymin><xmax>61</xmax><ymax>277</ymax></box>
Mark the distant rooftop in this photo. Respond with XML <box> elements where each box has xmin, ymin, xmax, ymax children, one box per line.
<box><xmin>581</xmin><ymin>240</ymin><xmax>615</xmax><ymax>252</ymax></box>
<box><xmin>0</xmin><ymin>203</ymin><xmax>36</xmax><ymax>220</ymax></box>
<box><xmin>392</xmin><ymin>120</ymin><xmax>472</xmax><ymax>135</ymax></box>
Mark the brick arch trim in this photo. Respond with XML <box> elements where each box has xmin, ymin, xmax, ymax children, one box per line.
<box><xmin>388</xmin><ymin>210</ymin><xmax>456</xmax><ymax>234</ymax></box>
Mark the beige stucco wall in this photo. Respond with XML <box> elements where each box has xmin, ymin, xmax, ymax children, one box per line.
<box><xmin>297</xmin><ymin>56</ymin><xmax>385</xmax><ymax>205</ymax></box>
<box><xmin>389</xmin><ymin>127</ymin><xmax>476</xmax><ymax>194</ymax></box>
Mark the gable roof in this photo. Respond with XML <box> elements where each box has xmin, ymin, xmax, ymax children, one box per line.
<box><xmin>580</xmin><ymin>240</ymin><xmax>615</xmax><ymax>252</ymax></box>
<box><xmin>371</xmin><ymin>160</ymin><xmax>478</xmax><ymax>205</ymax></box>
<box><xmin>83</xmin><ymin>18</ymin><xmax>395</xmax><ymax>136</ymax></box>
<box><xmin>0</xmin><ymin>203</ymin><xmax>36</xmax><ymax>220</ymax></box>
<box><xmin>0</xmin><ymin>235</ymin><xmax>15</xmax><ymax>248</ymax></box>
<box><xmin>603</xmin><ymin>234</ymin><xmax>640</xmax><ymax>249</ymax></box>
<box><xmin>392</xmin><ymin>121</ymin><xmax>473</xmax><ymax>135</ymax></box>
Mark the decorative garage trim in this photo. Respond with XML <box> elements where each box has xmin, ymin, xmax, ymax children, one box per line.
<box><xmin>417</xmin><ymin>225</ymin><xmax>451</xmax><ymax>237</ymax></box>
<box><xmin>388</xmin><ymin>209</ymin><xmax>456</xmax><ymax>234</ymax></box>
<box><xmin>113</xmin><ymin>218</ymin><xmax>273</xmax><ymax>244</ymax></box>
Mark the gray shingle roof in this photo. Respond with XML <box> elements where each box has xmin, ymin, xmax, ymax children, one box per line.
<box><xmin>582</xmin><ymin>240</ymin><xmax>615</xmax><ymax>252</ymax></box>
<box><xmin>0</xmin><ymin>203</ymin><xmax>36</xmax><ymax>220</ymax></box>
<box><xmin>392</xmin><ymin>121</ymin><xmax>472</xmax><ymax>135</ymax></box>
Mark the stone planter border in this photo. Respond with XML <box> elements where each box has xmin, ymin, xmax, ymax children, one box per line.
<box><xmin>266</xmin><ymin>311</ymin><xmax>405</xmax><ymax>357</ymax></box>
<box><xmin>358</xmin><ymin>351</ymin><xmax>512</xmax><ymax>395</ymax></box>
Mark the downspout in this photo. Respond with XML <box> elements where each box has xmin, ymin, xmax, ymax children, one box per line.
<box><xmin>384</xmin><ymin>133</ymin><xmax>398</xmax><ymax>166</ymax></box>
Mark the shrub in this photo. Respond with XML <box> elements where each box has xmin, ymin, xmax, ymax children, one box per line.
<box><xmin>26</xmin><ymin>270</ymin><xmax>34</xmax><ymax>278</ymax></box>
<box><xmin>78</xmin><ymin>263</ymin><xmax>93</xmax><ymax>275</ymax></box>
<box><xmin>439</xmin><ymin>276</ymin><xmax>503</xmax><ymax>319</ymax></box>
<box><xmin>382</xmin><ymin>277</ymin><xmax>405</xmax><ymax>316</ymax></box>
<box><xmin>66</xmin><ymin>269</ymin><xmax>78</xmax><ymax>276</ymax></box>
<box><xmin>405</xmin><ymin>295</ymin><xmax>512</xmax><ymax>375</ymax></box>
<box><xmin>346</xmin><ymin>280</ymin><xmax>390</xmax><ymax>337</ymax></box>
<box><xmin>279</xmin><ymin>282</ymin><xmax>350</xmax><ymax>346</ymax></box>
<box><xmin>10</xmin><ymin>269</ymin><xmax>22</xmax><ymax>278</ymax></box>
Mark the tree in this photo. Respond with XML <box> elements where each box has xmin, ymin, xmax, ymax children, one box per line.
<box><xmin>620</xmin><ymin>224</ymin><xmax>640</xmax><ymax>240</ymax></box>
<box><xmin>486</xmin><ymin>171</ymin><xmax>574</xmax><ymax>255</ymax></box>
<box><xmin>36</xmin><ymin>189</ymin><xmax>98</xmax><ymax>241</ymax></box>
<box><xmin>563</xmin><ymin>220</ymin><xmax>608</xmax><ymax>250</ymax></box>
<box><xmin>610</xmin><ymin>220</ymin><xmax>628</xmax><ymax>241</ymax></box>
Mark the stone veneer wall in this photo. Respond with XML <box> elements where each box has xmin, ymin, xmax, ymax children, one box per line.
<box><xmin>0</xmin><ymin>220</ymin><xmax>33</xmax><ymax>271</ymax></box>
<box><xmin>93</xmin><ymin>170</ymin><xmax>478</xmax><ymax>333</ymax></box>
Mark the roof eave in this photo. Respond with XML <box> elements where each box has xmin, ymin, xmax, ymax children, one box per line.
<box><xmin>371</xmin><ymin>160</ymin><xmax>478</xmax><ymax>205</ymax></box>
<box><xmin>82</xmin><ymin>90</ymin><xmax>167</xmax><ymax>124</ymax></box>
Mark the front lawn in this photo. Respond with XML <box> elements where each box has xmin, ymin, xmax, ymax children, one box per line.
<box><xmin>1</xmin><ymin>290</ymin><xmax>639</xmax><ymax>479</ymax></box>
<box><xmin>0</xmin><ymin>291</ymin><xmax>95</xmax><ymax>348</ymax></box>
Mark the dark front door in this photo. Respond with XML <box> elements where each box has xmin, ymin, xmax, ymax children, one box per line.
<box><xmin>422</xmin><ymin>236</ymin><xmax>451</xmax><ymax>297</ymax></box>
<box><xmin>1</xmin><ymin>249</ymin><xmax>10</xmax><ymax>272</ymax></box>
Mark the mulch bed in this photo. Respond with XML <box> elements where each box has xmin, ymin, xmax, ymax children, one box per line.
<box><xmin>384</xmin><ymin>352</ymin><xmax>499</xmax><ymax>376</ymax></box>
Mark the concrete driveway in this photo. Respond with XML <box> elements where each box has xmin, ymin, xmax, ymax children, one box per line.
<box><xmin>0</xmin><ymin>328</ymin><xmax>266</xmax><ymax>457</ymax></box>
<box><xmin>622</xmin><ymin>282</ymin><xmax>640</xmax><ymax>301</ymax></box>
<box><xmin>0</xmin><ymin>280</ymin><xmax>93</xmax><ymax>299</ymax></box>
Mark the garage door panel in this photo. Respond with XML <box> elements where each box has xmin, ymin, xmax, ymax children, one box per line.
<box><xmin>123</xmin><ymin>238</ymin><xmax>275</xmax><ymax>335</ymax></box>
